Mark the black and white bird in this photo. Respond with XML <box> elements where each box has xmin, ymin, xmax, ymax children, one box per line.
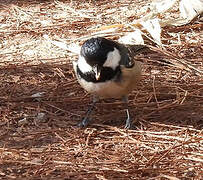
<box><xmin>73</xmin><ymin>37</ymin><xmax>142</xmax><ymax>128</ymax></box>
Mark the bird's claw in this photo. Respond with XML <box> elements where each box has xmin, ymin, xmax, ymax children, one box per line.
<box><xmin>124</xmin><ymin>117</ymin><xmax>131</xmax><ymax>129</ymax></box>
<box><xmin>77</xmin><ymin>117</ymin><xmax>90</xmax><ymax>128</ymax></box>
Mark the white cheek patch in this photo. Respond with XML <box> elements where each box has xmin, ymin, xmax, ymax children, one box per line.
<box><xmin>77</xmin><ymin>55</ymin><xmax>93</xmax><ymax>73</ymax></box>
<box><xmin>103</xmin><ymin>48</ymin><xmax>121</xmax><ymax>70</ymax></box>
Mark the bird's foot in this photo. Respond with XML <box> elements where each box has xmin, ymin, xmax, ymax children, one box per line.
<box><xmin>124</xmin><ymin>117</ymin><xmax>131</xmax><ymax>129</ymax></box>
<box><xmin>77</xmin><ymin>117</ymin><xmax>91</xmax><ymax>128</ymax></box>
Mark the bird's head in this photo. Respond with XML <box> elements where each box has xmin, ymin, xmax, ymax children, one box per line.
<box><xmin>79</xmin><ymin>37</ymin><xmax>121</xmax><ymax>80</ymax></box>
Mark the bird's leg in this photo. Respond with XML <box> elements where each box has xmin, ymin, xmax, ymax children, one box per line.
<box><xmin>122</xmin><ymin>96</ymin><xmax>131</xmax><ymax>129</ymax></box>
<box><xmin>77</xmin><ymin>96</ymin><xmax>98</xmax><ymax>128</ymax></box>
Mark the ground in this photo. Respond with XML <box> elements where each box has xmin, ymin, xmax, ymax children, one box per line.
<box><xmin>0</xmin><ymin>0</ymin><xmax>202</xmax><ymax>179</ymax></box>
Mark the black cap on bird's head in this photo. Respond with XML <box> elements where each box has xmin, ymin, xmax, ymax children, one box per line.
<box><xmin>79</xmin><ymin>37</ymin><xmax>124</xmax><ymax>81</ymax></box>
<box><xmin>80</xmin><ymin>37</ymin><xmax>120</xmax><ymax>67</ymax></box>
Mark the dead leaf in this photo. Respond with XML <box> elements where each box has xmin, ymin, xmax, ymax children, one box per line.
<box><xmin>151</xmin><ymin>0</ymin><xmax>178</xmax><ymax>13</ymax></box>
<box><xmin>180</xmin><ymin>0</ymin><xmax>203</xmax><ymax>20</ymax></box>
<box><xmin>141</xmin><ymin>18</ymin><xmax>162</xmax><ymax>46</ymax></box>
<box><xmin>119</xmin><ymin>30</ymin><xmax>144</xmax><ymax>45</ymax></box>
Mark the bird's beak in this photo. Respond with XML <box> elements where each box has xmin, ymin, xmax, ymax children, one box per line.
<box><xmin>93</xmin><ymin>65</ymin><xmax>101</xmax><ymax>80</ymax></box>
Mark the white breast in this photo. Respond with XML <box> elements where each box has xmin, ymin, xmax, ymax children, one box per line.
<box><xmin>75</xmin><ymin>61</ymin><xmax>142</xmax><ymax>98</ymax></box>
<box><xmin>78</xmin><ymin>79</ymin><xmax>125</xmax><ymax>98</ymax></box>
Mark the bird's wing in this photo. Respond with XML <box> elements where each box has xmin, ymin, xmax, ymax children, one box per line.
<box><xmin>118</xmin><ymin>43</ymin><xmax>147</xmax><ymax>68</ymax></box>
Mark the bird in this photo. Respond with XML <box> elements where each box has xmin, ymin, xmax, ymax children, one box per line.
<box><xmin>73</xmin><ymin>37</ymin><xmax>142</xmax><ymax>129</ymax></box>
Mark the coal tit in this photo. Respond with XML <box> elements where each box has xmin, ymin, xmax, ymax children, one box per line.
<box><xmin>73</xmin><ymin>37</ymin><xmax>142</xmax><ymax>128</ymax></box>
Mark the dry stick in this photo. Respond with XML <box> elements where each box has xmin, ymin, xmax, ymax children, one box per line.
<box><xmin>152</xmin><ymin>75</ymin><xmax>159</xmax><ymax>108</ymax></box>
<box><xmin>112</xmin><ymin>127</ymin><xmax>156</xmax><ymax>151</ymax></box>
<box><xmin>141</xmin><ymin>100</ymin><xmax>179</xmax><ymax>120</ymax></box>
<box><xmin>85</xmin><ymin>129</ymin><xmax>95</xmax><ymax>147</ymax></box>
<box><xmin>147</xmin><ymin>135</ymin><xmax>201</xmax><ymax>166</ymax></box>
<box><xmin>55</xmin><ymin>132</ymin><xmax>67</xmax><ymax>143</ymax></box>
<box><xmin>148</xmin><ymin>46</ymin><xmax>203</xmax><ymax>76</ymax></box>
<box><xmin>184</xmin><ymin>157</ymin><xmax>203</xmax><ymax>163</ymax></box>
<box><xmin>149</xmin><ymin>122</ymin><xmax>202</xmax><ymax>132</ymax></box>
<box><xmin>141</xmin><ymin>94</ymin><xmax>201</xmax><ymax>121</ymax></box>
<box><xmin>42</xmin><ymin>101</ymin><xmax>81</xmax><ymax>117</ymax></box>
<box><xmin>160</xmin><ymin>174</ymin><xmax>180</xmax><ymax>180</ymax></box>
<box><xmin>180</xmin><ymin>90</ymin><xmax>188</xmax><ymax>105</ymax></box>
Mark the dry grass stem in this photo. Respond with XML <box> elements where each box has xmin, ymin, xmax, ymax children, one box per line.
<box><xmin>0</xmin><ymin>0</ymin><xmax>202</xmax><ymax>179</ymax></box>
